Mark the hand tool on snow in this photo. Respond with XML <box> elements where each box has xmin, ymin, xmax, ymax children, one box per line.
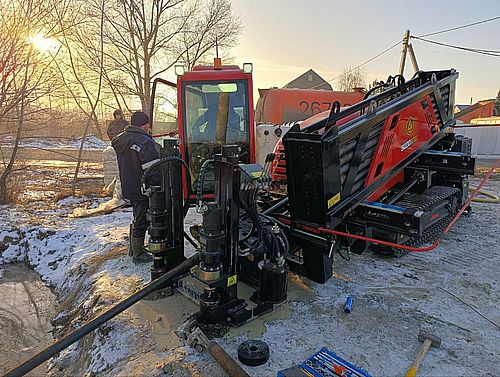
<box><xmin>187</xmin><ymin>326</ymin><xmax>250</xmax><ymax>377</ymax></box>
<box><xmin>405</xmin><ymin>329</ymin><xmax>441</xmax><ymax>377</ymax></box>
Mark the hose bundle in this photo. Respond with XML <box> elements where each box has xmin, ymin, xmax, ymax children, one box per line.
<box><xmin>141</xmin><ymin>156</ymin><xmax>192</xmax><ymax>218</ymax></box>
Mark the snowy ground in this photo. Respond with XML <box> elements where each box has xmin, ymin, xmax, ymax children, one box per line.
<box><xmin>1</xmin><ymin>135</ymin><xmax>108</xmax><ymax>151</ymax></box>
<box><xmin>0</xmin><ymin>194</ymin><xmax>224</xmax><ymax>376</ymax></box>
<box><xmin>0</xmin><ymin>171</ymin><xmax>499</xmax><ymax>376</ymax></box>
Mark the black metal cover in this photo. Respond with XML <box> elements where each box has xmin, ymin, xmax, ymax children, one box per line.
<box><xmin>284</xmin><ymin>70</ymin><xmax>459</xmax><ymax>228</ymax></box>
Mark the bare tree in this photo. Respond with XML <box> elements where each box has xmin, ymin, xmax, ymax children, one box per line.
<box><xmin>337</xmin><ymin>65</ymin><xmax>367</xmax><ymax>91</ymax></box>
<box><xmin>50</xmin><ymin>0</ymin><xmax>107</xmax><ymax>186</ymax></box>
<box><xmin>0</xmin><ymin>0</ymin><xmax>63</xmax><ymax>203</ymax></box>
<box><xmin>177</xmin><ymin>0</ymin><xmax>242</xmax><ymax>70</ymax></box>
<box><xmin>51</xmin><ymin>0</ymin><xmax>107</xmax><ymax>139</ymax></box>
<box><xmin>101</xmin><ymin>0</ymin><xmax>242</xmax><ymax>112</ymax></box>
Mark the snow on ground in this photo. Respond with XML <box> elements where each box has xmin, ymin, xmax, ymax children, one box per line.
<box><xmin>218</xmin><ymin>177</ymin><xmax>500</xmax><ymax>377</ymax></box>
<box><xmin>0</xmin><ymin>196</ymin><xmax>222</xmax><ymax>376</ymax></box>
<box><xmin>0</xmin><ymin>176</ymin><xmax>499</xmax><ymax>376</ymax></box>
<box><xmin>1</xmin><ymin>135</ymin><xmax>108</xmax><ymax>151</ymax></box>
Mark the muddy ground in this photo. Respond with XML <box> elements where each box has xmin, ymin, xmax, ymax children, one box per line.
<box><xmin>0</xmin><ymin>264</ymin><xmax>59</xmax><ymax>376</ymax></box>
<box><xmin>0</xmin><ymin>157</ymin><xmax>498</xmax><ymax>377</ymax></box>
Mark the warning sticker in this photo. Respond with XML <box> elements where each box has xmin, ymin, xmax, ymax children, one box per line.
<box><xmin>401</xmin><ymin>136</ymin><xmax>417</xmax><ymax>152</ymax></box>
<box><xmin>227</xmin><ymin>275</ymin><xmax>237</xmax><ymax>287</ymax></box>
<box><xmin>327</xmin><ymin>193</ymin><xmax>341</xmax><ymax>209</ymax></box>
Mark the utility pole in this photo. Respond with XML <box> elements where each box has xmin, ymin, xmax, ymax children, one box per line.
<box><xmin>399</xmin><ymin>29</ymin><xmax>420</xmax><ymax>76</ymax></box>
<box><xmin>399</xmin><ymin>30</ymin><xmax>410</xmax><ymax>76</ymax></box>
<box><xmin>407</xmin><ymin>42</ymin><xmax>420</xmax><ymax>73</ymax></box>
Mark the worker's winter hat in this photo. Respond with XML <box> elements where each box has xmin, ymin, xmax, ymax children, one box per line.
<box><xmin>113</xmin><ymin>109</ymin><xmax>123</xmax><ymax>118</ymax></box>
<box><xmin>131</xmin><ymin>111</ymin><xmax>150</xmax><ymax>127</ymax></box>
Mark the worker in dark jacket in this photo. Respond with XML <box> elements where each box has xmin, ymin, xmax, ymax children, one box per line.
<box><xmin>112</xmin><ymin>111</ymin><xmax>159</xmax><ymax>264</ymax></box>
<box><xmin>107</xmin><ymin>109</ymin><xmax>128</xmax><ymax>141</ymax></box>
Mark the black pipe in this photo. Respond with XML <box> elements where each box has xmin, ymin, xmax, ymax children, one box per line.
<box><xmin>4</xmin><ymin>254</ymin><xmax>200</xmax><ymax>377</ymax></box>
<box><xmin>263</xmin><ymin>197</ymin><xmax>288</xmax><ymax>215</ymax></box>
<box><xmin>183</xmin><ymin>230</ymin><xmax>199</xmax><ymax>249</ymax></box>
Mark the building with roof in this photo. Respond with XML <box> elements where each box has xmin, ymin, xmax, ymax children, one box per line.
<box><xmin>454</xmin><ymin>104</ymin><xmax>469</xmax><ymax>113</ymax></box>
<box><xmin>455</xmin><ymin>99</ymin><xmax>495</xmax><ymax>123</ymax></box>
<box><xmin>284</xmin><ymin>69</ymin><xmax>332</xmax><ymax>91</ymax></box>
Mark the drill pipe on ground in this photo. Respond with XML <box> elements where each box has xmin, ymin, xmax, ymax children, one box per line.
<box><xmin>4</xmin><ymin>254</ymin><xmax>200</xmax><ymax>377</ymax></box>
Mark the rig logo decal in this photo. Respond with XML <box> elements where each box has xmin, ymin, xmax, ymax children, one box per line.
<box><xmin>227</xmin><ymin>275</ymin><xmax>237</xmax><ymax>287</ymax></box>
<box><xmin>405</xmin><ymin>116</ymin><xmax>415</xmax><ymax>136</ymax></box>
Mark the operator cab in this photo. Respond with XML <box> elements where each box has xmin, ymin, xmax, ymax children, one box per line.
<box><xmin>151</xmin><ymin>60</ymin><xmax>255</xmax><ymax>196</ymax></box>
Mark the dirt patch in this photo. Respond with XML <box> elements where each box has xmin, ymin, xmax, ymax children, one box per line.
<box><xmin>88</xmin><ymin>246</ymin><xmax>129</xmax><ymax>267</ymax></box>
<box><xmin>6</xmin><ymin>159</ymin><xmax>104</xmax><ymax>204</ymax></box>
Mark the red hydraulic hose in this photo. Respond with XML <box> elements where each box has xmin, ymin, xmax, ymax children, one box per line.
<box><xmin>318</xmin><ymin>227</ymin><xmax>441</xmax><ymax>252</ymax></box>
<box><xmin>319</xmin><ymin>158</ymin><xmax>499</xmax><ymax>252</ymax></box>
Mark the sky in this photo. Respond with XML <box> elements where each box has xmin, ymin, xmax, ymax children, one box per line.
<box><xmin>229</xmin><ymin>0</ymin><xmax>500</xmax><ymax>105</ymax></box>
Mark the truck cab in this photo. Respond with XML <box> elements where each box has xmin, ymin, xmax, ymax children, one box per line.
<box><xmin>151</xmin><ymin>60</ymin><xmax>255</xmax><ymax>195</ymax></box>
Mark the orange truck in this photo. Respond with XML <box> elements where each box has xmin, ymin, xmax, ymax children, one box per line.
<box><xmin>254</xmin><ymin>87</ymin><xmax>365</xmax><ymax>164</ymax></box>
<box><xmin>255</xmin><ymin>87</ymin><xmax>365</xmax><ymax>124</ymax></box>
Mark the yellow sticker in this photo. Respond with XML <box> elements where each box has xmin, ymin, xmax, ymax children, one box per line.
<box><xmin>227</xmin><ymin>275</ymin><xmax>237</xmax><ymax>287</ymax></box>
<box><xmin>406</xmin><ymin>116</ymin><xmax>415</xmax><ymax>136</ymax></box>
<box><xmin>251</xmin><ymin>171</ymin><xmax>263</xmax><ymax>178</ymax></box>
<box><xmin>327</xmin><ymin>193</ymin><xmax>341</xmax><ymax>209</ymax></box>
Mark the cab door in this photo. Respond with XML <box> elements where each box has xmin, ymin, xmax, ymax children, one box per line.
<box><xmin>151</xmin><ymin>78</ymin><xmax>179</xmax><ymax>145</ymax></box>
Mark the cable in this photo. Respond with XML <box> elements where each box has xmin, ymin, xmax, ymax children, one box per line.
<box><xmin>439</xmin><ymin>286</ymin><xmax>500</xmax><ymax>330</ymax></box>
<box><xmin>411</xmin><ymin>36</ymin><xmax>500</xmax><ymax>57</ymax></box>
<box><xmin>468</xmin><ymin>185</ymin><xmax>500</xmax><ymax>203</ymax></box>
<box><xmin>363</xmin><ymin>74</ymin><xmax>406</xmax><ymax>100</ymax></box>
<box><xmin>141</xmin><ymin>156</ymin><xmax>192</xmax><ymax>218</ymax></box>
<box><xmin>183</xmin><ymin>230</ymin><xmax>199</xmax><ymax>248</ymax></box>
<box><xmin>417</xmin><ymin>16</ymin><xmax>500</xmax><ymax>38</ymax></box>
<box><xmin>412</xmin><ymin>36</ymin><xmax>500</xmax><ymax>56</ymax></box>
<box><xmin>196</xmin><ymin>159</ymin><xmax>214</xmax><ymax>211</ymax></box>
<box><xmin>306</xmin><ymin>40</ymin><xmax>402</xmax><ymax>90</ymax></box>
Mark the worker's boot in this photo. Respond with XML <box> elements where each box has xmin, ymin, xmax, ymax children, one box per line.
<box><xmin>131</xmin><ymin>236</ymin><xmax>152</xmax><ymax>264</ymax></box>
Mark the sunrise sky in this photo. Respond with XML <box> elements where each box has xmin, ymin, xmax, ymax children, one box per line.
<box><xmin>229</xmin><ymin>0</ymin><xmax>500</xmax><ymax>104</ymax></box>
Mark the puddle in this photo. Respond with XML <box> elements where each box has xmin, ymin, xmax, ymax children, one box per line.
<box><xmin>227</xmin><ymin>272</ymin><xmax>316</xmax><ymax>339</ymax></box>
<box><xmin>0</xmin><ymin>264</ymin><xmax>58</xmax><ymax>376</ymax></box>
<box><xmin>131</xmin><ymin>271</ymin><xmax>316</xmax><ymax>348</ymax></box>
<box><xmin>130</xmin><ymin>293</ymin><xmax>198</xmax><ymax>351</ymax></box>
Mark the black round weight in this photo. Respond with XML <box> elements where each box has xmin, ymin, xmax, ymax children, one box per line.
<box><xmin>237</xmin><ymin>340</ymin><xmax>269</xmax><ymax>367</ymax></box>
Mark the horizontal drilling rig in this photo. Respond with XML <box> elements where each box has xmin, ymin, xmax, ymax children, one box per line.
<box><xmin>143</xmin><ymin>69</ymin><xmax>475</xmax><ymax>327</ymax></box>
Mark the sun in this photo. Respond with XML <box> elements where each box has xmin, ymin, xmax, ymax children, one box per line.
<box><xmin>29</xmin><ymin>32</ymin><xmax>60</xmax><ymax>53</ymax></box>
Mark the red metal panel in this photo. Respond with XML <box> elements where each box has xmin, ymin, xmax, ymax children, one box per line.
<box><xmin>182</xmin><ymin>66</ymin><xmax>249</xmax><ymax>81</ymax></box>
<box><xmin>365</xmin><ymin>95</ymin><xmax>439</xmax><ymax>200</ymax></box>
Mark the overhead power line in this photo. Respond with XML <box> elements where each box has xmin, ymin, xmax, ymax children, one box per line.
<box><xmin>412</xmin><ymin>36</ymin><xmax>500</xmax><ymax>58</ymax></box>
<box><xmin>308</xmin><ymin>40</ymin><xmax>402</xmax><ymax>89</ymax></box>
<box><xmin>417</xmin><ymin>16</ymin><xmax>500</xmax><ymax>38</ymax></box>
<box><xmin>311</xmin><ymin>17</ymin><xmax>500</xmax><ymax>90</ymax></box>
